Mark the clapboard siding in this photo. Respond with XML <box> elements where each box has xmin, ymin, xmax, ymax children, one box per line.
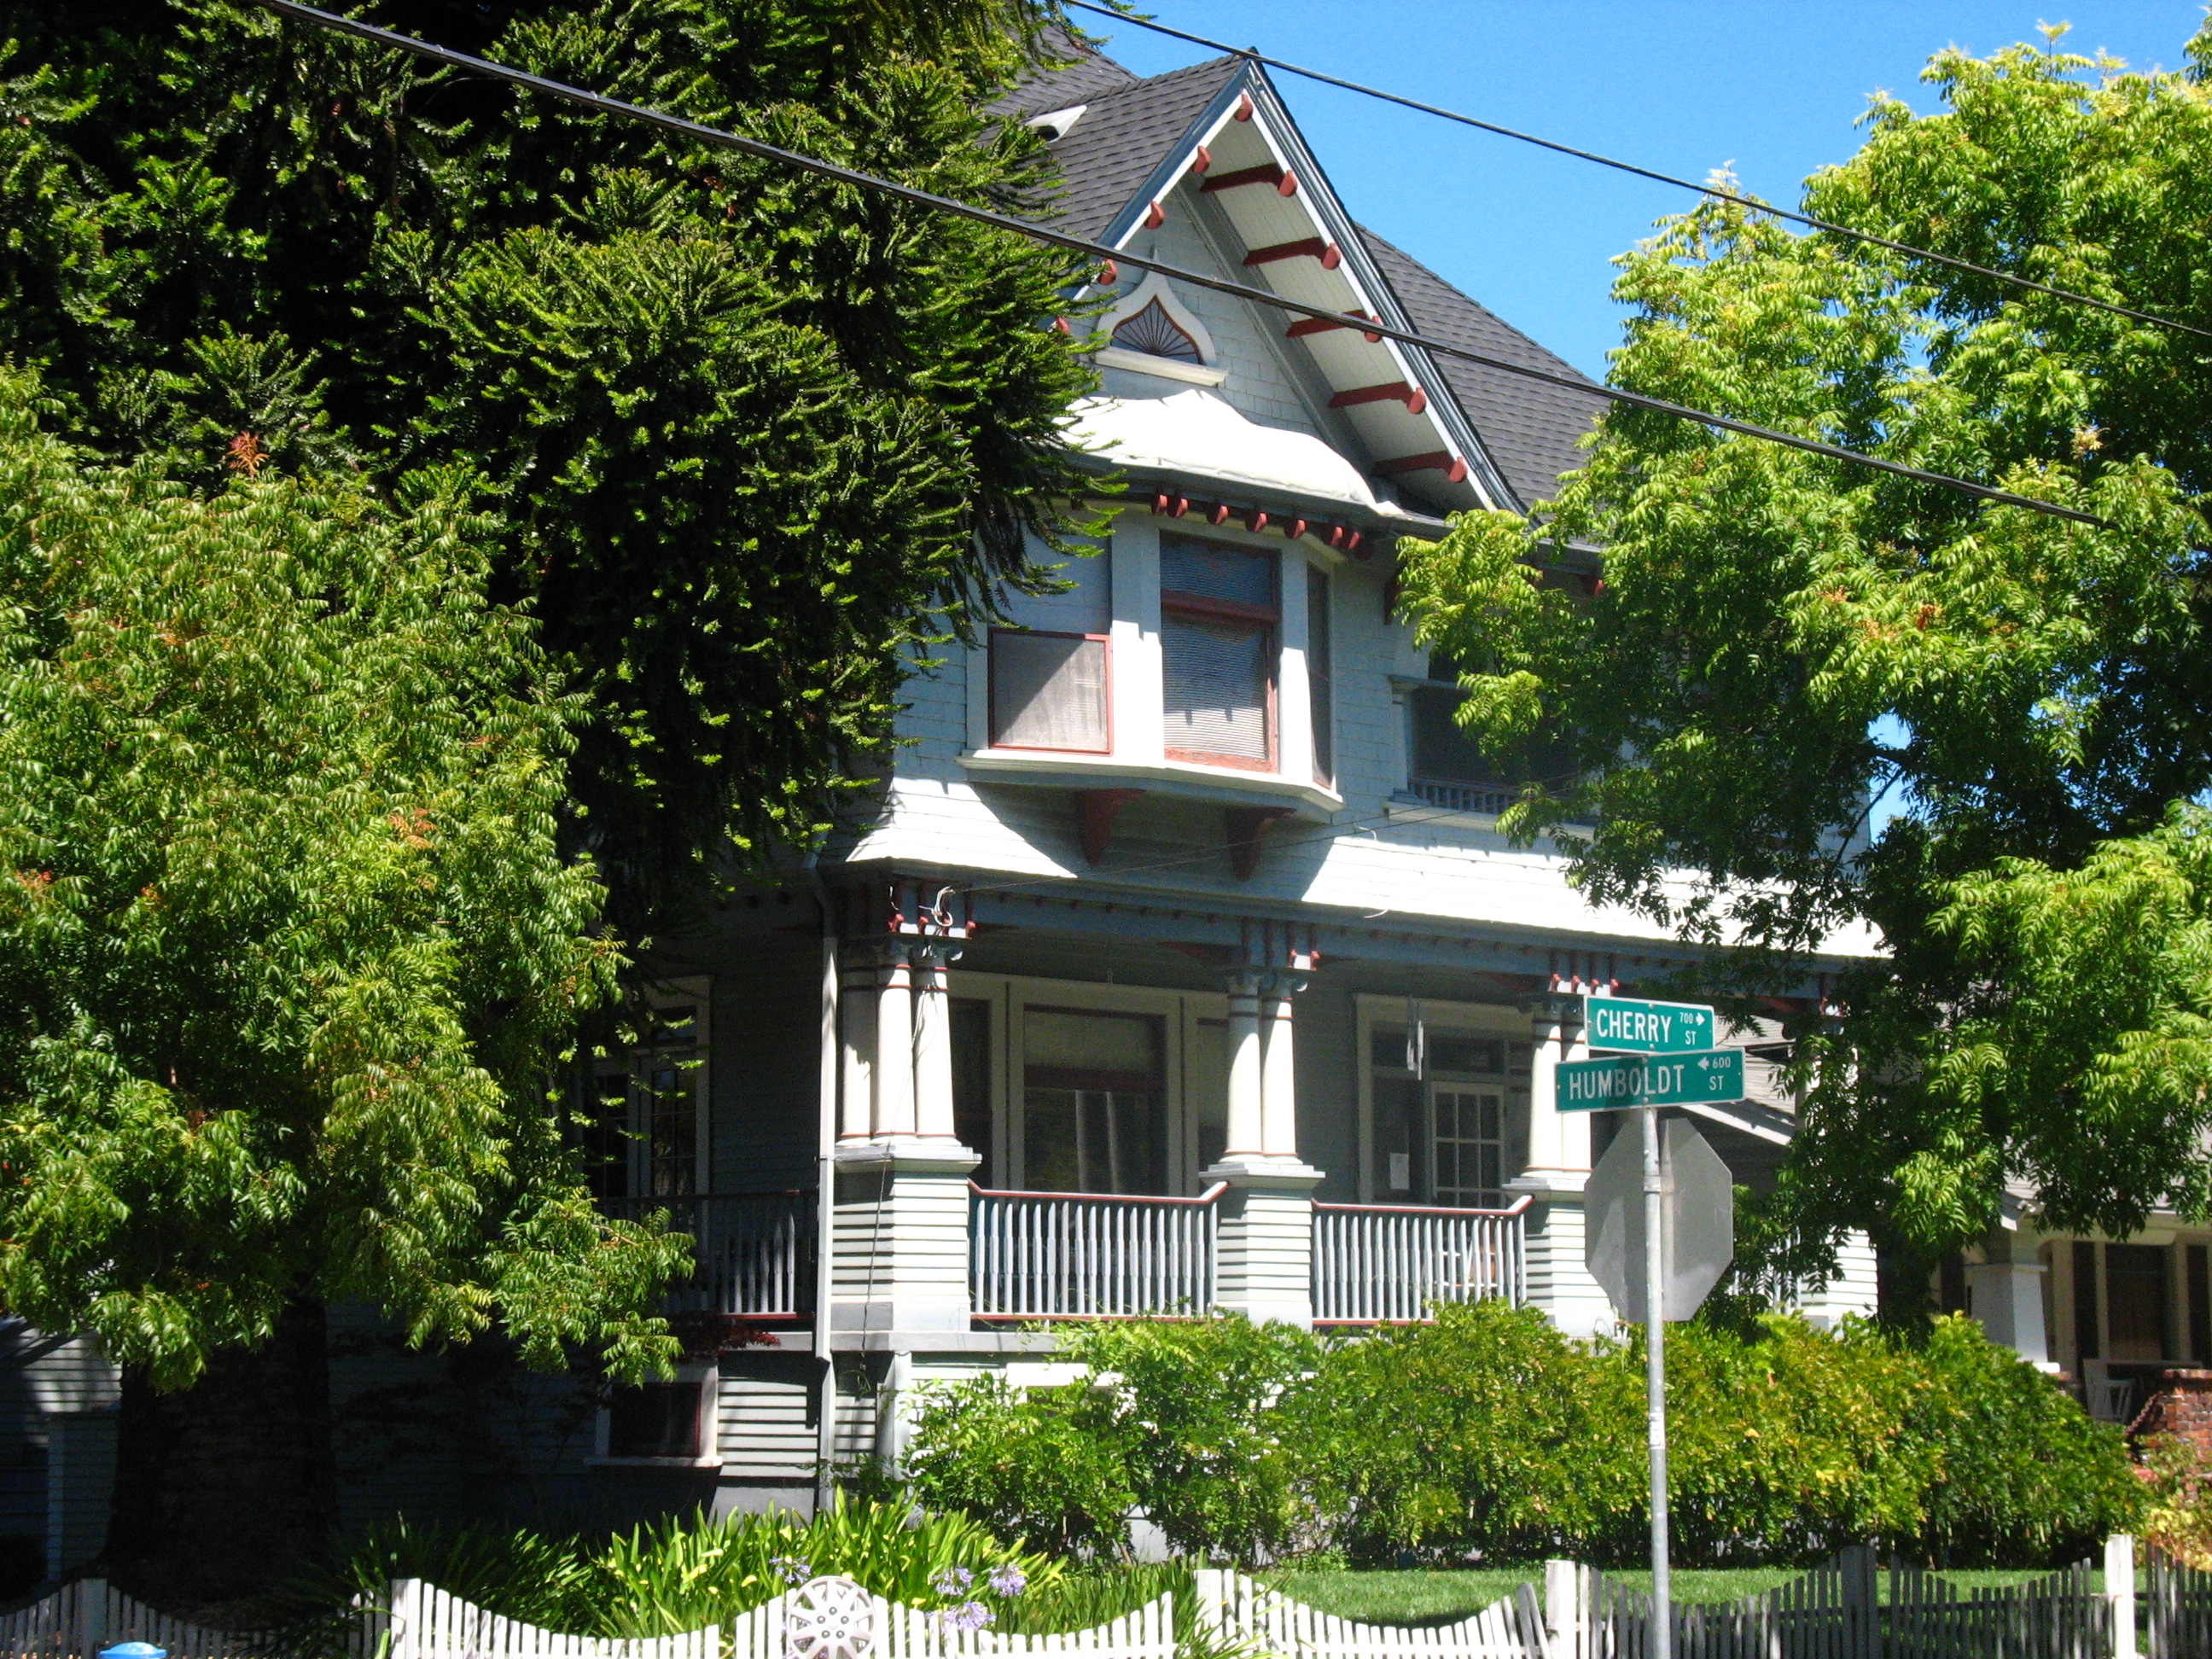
<box><xmin>717</xmin><ymin>1357</ymin><xmax>818</xmax><ymax>1481</ymax></box>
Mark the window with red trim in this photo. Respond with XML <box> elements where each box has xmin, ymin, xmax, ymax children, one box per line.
<box><xmin>1161</xmin><ymin>535</ymin><xmax>1276</xmax><ymax>770</ymax></box>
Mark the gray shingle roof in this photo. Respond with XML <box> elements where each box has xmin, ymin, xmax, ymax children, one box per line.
<box><xmin>1358</xmin><ymin>228</ymin><xmax>1609</xmax><ymax>511</ymax></box>
<box><xmin>985</xmin><ymin>30</ymin><xmax>1140</xmax><ymax>120</ymax></box>
<box><xmin>1033</xmin><ymin>55</ymin><xmax>1243</xmax><ymax>241</ymax></box>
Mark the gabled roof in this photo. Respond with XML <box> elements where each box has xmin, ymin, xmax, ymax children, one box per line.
<box><xmin>1009</xmin><ymin>40</ymin><xmax>1609</xmax><ymax>516</ymax></box>
<box><xmin>1359</xmin><ymin>229</ymin><xmax>1609</xmax><ymax>514</ymax></box>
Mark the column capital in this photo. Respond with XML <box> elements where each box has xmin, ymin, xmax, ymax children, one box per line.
<box><xmin>1258</xmin><ymin>970</ymin><xmax>1308</xmax><ymax>1000</ymax></box>
<box><xmin>1519</xmin><ymin>992</ymin><xmax>1586</xmax><ymax>1032</ymax></box>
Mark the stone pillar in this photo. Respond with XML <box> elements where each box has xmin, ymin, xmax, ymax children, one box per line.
<box><xmin>1966</xmin><ymin>1232</ymin><xmax>2053</xmax><ymax>1367</ymax></box>
<box><xmin>1509</xmin><ymin>996</ymin><xmax>1612</xmax><ymax>1339</ymax></box>
<box><xmin>911</xmin><ymin>942</ymin><xmax>961</xmax><ymax>1143</ymax></box>
<box><xmin>1223</xmin><ymin>970</ymin><xmax>1265</xmax><ymax>1160</ymax></box>
<box><xmin>838</xmin><ymin>953</ymin><xmax>880</xmax><ymax>1143</ymax></box>
<box><xmin>1259</xmin><ymin>972</ymin><xmax>1303</xmax><ymax>1158</ymax></box>
<box><xmin>872</xmin><ymin>946</ymin><xmax>916</xmax><ymax>1138</ymax></box>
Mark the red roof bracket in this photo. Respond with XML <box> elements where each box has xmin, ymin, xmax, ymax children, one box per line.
<box><xmin>1243</xmin><ymin>237</ymin><xmax>1332</xmax><ymax>268</ymax></box>
<box><xmin>1144</xmin><ymin>200</ymin><xmax>1165</xmax><ymax>229</ymax></box>
<box><xmin>1377</xmin><ymin>451</ymin><xmax>1471</xmax><ymax>484</ymax></box>
<box><xmin>1330</xmin><ymin>381</ymin><xmax>1421</xmax><ymax>410</ymax></box>
<box><xmin>1285</xmin><ymin>309</ymin><xmax>1377</xmax><ymax>340</ymax></box>
<box><xmin>1074</xmin><ymin>789</ymin><xmax>1146</xmax><ymax>865</ymax></box>
<box><xmin>1200</xmin><ymin>163</ymin><xmax>1286</xmax><ymax>194</ymax></box>
<box><xmin>1225</xmin><ymin>806</ymin><xmax>1295</xmax><ymax>882</ymax></box>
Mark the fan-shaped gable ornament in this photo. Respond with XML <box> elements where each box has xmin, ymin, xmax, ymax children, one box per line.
<box><xmin>788</xmin><ymin>1576</ymin><xmax>876</xmax><ymax>1659</ymax></box>
<box><xmin>1112</xmin><ymin>298</ymin><xmax>1203</xmax><ymax>364</ymax></box>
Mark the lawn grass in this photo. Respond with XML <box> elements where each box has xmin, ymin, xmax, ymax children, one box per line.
<box><xmin>1270</xmin><ymin>1565</ymin><xmax>2083</xmax><ymax>1622</ymax></box>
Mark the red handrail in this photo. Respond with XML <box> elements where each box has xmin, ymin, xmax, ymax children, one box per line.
<box><xmin>1312</xmin><ymin>1193</ymin><xmax>1534</xmax><ymax>1219</ymax></box>
<box><xmin>968</xmin><ymin>1180</ymin><xmax>1230</xmax><ymax>1207</ymax></box>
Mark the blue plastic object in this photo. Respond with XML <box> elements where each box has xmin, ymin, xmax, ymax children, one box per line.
<box><xmin>100</xmin><ymin>1643</ymin><xmax>167</xmax><ymax>1659</ymax></box>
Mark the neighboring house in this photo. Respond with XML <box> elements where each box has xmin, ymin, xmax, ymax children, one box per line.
<box><xmin>14</xmin><ymin>38</ymin><xmax>1930</xmax><ymax>1567</ymax></box>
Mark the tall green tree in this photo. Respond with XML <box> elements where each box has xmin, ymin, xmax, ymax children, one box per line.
<box><xmin>3</xmin><ymin>0</ymin><xmax>1094</xmax><ymax>920</ymax></box>
<box><xmin>1398</xmin><ymin>24</ymin><xmax>2212</xmax><ymax>1304</ymax></box>
<box><xmin>0</xmin><ymin>370</ymin><xmax>690</xmax><ymax>1599</ymax></box>
<box><xmin>0</xmin><ymin>0</ymin><xmax>1096</xmax><ymax>1593</ymax></box>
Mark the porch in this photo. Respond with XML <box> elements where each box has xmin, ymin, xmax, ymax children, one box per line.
<box><xmin>613</xmin><ymin>1184</ymin><xmax>1528</xmax><ymax>1328</ymax></box>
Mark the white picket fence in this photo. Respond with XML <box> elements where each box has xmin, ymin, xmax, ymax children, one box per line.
<box><xmin>387</xmin><ymin>1580</ymin><xmax>716</xmax><ymax>1659</ymax></box>
<box><xmin>1195</xmin><ymin>1569</ymin><xmax>1546</xmax><ymax>1659</ymax></box>
<box><xmin>0</xmin><ymin>1569</ymin><xmax>1545</xmax><ymax>1659</ymax></box>
<box><xmin>0</xmin><ymin>1578</ymin><xmax>268</xmax><ymax>1659</ymax></box>
<box><xmin>732</xmin><ymin>1580</ymin><xmax>1173</xmax><ymax>1659</ymax></box>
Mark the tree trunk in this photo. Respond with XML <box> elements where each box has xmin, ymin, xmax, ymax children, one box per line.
<box><xmin>103</xmin><ymin>1295</ymin><xmax>338</xmax><ymax>1610</ymax></box>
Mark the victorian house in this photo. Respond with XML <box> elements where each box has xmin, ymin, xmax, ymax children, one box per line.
<box><xmin>13</xmin><ymin>36</ymin><xmax>1918</xmax><ymax>1564</ymax></box>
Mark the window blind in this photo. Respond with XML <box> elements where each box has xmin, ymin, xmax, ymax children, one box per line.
<box><xmin>991</xmin><ymin>630</ymin><xmax>1109</xmax><ymax>751</ymax></box>
<box><xmin>1163</xmin><ymin>614</ymin><xmax>1269</xmax><ymax>760</ymax></box>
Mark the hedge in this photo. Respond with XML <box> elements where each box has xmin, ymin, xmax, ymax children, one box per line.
<box><xmin>904</xmin><ymin>1307</ymin><xmax>2144</xmax><ymax>1569</ymax></box>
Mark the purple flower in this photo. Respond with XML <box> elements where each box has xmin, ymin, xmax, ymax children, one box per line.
<box><xmin>938</xmin><ymin>1601</ymin><xmax>993</xmax><ymax>1633</ymax></box>
<box><xmin>988</xmin><ymin>1566</ymin><xmax>1027</xmax><ymax>1598</ymax></box>
<box><xmin>933</xmin><ymin>1567</ymin><xmax>975</xmax><ymax>1598</ymax></box>
<box><xmin>772</xmin><ymin>1556</ymin><xmax>812</xmax><ymax>1587</ymax></box>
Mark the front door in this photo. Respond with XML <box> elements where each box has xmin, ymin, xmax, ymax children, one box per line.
<box><xmin>1431</xmin><ymin>1083</ymin><xmax>1505</xmax><ymax>1209</ymax></box>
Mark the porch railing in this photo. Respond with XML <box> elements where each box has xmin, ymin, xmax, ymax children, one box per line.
<box><xmin>1311</xmin><ymin>1194</ymin><xmax>1529</xmax><ymax>1324</ymax></box>
<box><xmin>600</xmin><ymin>1190</ymin><xmax>816</xmax><ymax>1319</ymax></box>
<box><xmin>969</xmin><ymin>1183</ymin><xmax>1226</xmax><ymax>1320</ymax></box>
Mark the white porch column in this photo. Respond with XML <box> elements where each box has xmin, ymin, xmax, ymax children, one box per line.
<box><xmin>838</xmin><ymin>953</ymin><xmax>880</xmax><ymax>1143</ymax></box>
<box><xmin>1509</xmin><ymin>995</ymin><xmax>1611</xmax><ymax>1339</ymax></box>
<box><xmin>1259</xmin><ymin>973</ymin><xmax>1303</xmax><ymax>1158</ymax></box>
<box><xmin>911</xmin><ymin>942</ymin><xmax>961</xmax><ymax>1142</ymax></box>
<box><xmin>1207</xmin><ymin>963</ymin><xmax>1320</xmax><ymax>1326</ymax></box>
<box><xmin>872</xmin><ymin>946</ymin><xmax>916</xmax><ymax>1138</ymax></box>
<box><xmin>1223</xmin><ymin>970</ymin><xmax>1265</xmax><ymax>1160</ymax></box>
<box><xmin>1967</xmin><ymin>1231</ymin><xmax>2053</xmax><ymax>1368</ymax></box>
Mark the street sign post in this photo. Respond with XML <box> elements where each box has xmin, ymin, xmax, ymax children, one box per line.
<box><xmin>1565</xmin><ymin>994</ymin><xmax>1743</xmax><ymax>1659</ymax></box>
<box><xmin>1580</xmin><ymin>995</ymin><xmax>1717</xmax><ymax>1054</ymax></box>
<box><xmin>1556</xmin><ymin>1048</ymin><xmax>1743</xmax><ymax>1111</ymax></box>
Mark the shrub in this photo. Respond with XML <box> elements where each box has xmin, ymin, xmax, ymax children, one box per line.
<box><xmin>907</xmin><ymin>1307</ymin><xmax>2146</xmax><ymax>1569</ymax></box>
<box><xmin>1895</xmin><ymin>1315</ymin><xmax>2145</xmax><ymax>1565</ymax></box>
<box><xmin>907</xmin><ymin>1316</ymin><xmax>1317</xmax><ymax>1563</ymax></box>
<box><xmin>905</xmin><ymin>1373</ymin><xmax>1138</xmax><ymax>1558</ymax></box>
<box><xmin>1287</xmin><ymin>1299</ymin><xmax>1639</xmax><ymax>1563</ymax></box>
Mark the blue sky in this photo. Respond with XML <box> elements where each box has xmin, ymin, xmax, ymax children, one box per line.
<box><xmin>1090</xmin><ymin>1</ymin><xmax>2209</xmax><ymax>379</ymax></box>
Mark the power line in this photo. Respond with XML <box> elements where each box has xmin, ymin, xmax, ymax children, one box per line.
<box><xmin>247</xmin><ymin>0</ymin><xmax>2108</xmax><ymax>529</ymax></box>
<box><xmin>1068</xmin><ymin>0</ymin><xmax>2212</xmax><ymax>345</ymax></box>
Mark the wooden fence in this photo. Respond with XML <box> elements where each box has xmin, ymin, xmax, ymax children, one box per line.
<box><xmin>1195</xmin><ymin>1569</ymin><xmax>1545</xmax><ymax>1659</ymax></box>
<box><xmin>1309</xmin><ymin>1197</ymin><xmax>1529</xmax><ymax>1324</ymax></box>
<box><xmin>1571</xmin><ymin>1545</ymin><xmax>2129</xmax><ymax>1659</ymax></box>
<box><xmin>0</xmin><ymin>1579</ymin><xmax>268</xmax><ymax>1659</ymax></box>
<box><xmin>2148</xmin><ymin>1545</ymin><xmax>2212</xmax><ymax>1659</ymax></box>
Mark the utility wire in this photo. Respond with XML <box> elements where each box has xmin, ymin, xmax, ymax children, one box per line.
<box><xmin>1068</xmin><ymin>0</ymin><xmax>2212</xmax><ymax>345</ymax></box>
<box><xmin>248</xmin><ymin>0</ymin><xmax>2108</xmax><ymax>529</ymax></box>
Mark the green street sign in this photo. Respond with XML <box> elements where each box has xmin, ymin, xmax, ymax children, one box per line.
<box><xmin>1557</xmin><ymin>1048</ymin><xmax>1745</xmax><ymax>1111</ymax></box>
<box><xmin>1581</xmin><ymin>994</ymin><xmax>1717</xmax><ymax>1055</ymax></box>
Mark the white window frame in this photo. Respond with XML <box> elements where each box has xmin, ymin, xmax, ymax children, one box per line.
<box><xmin>1353</xmin><ymin>992</ymin><xmax>1531</xmax><ymax>1204</ymax></box>
<box><xmin>590</xmin><ymin>1359</ymin><xmax>722</xmax><ymax>1470</ymax></box>
<box><xmin>948</xmin><ymin>971</ymin><xmax>1228</xmax><ymax>1196</ymax></box>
